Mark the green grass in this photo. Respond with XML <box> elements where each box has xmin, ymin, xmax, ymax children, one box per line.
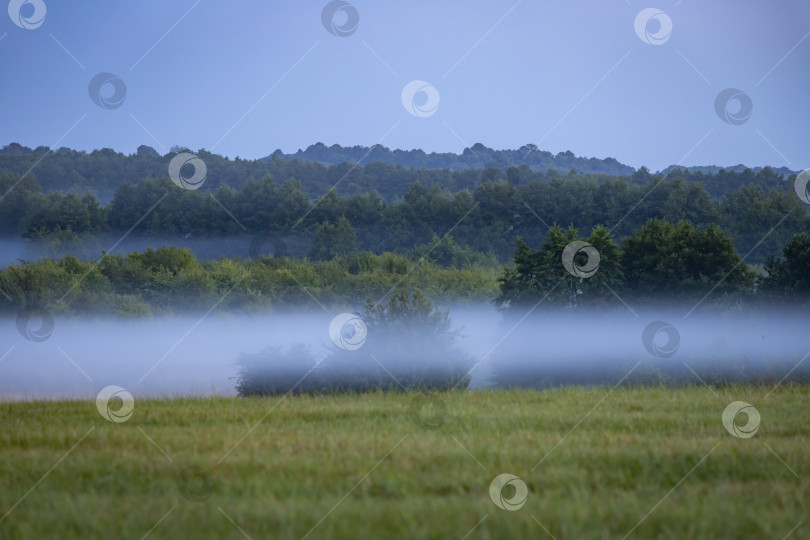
<box><xmin>1</xmin><ymin>385</ymin><xmax>808</xmax><ymax>539</ymax></box>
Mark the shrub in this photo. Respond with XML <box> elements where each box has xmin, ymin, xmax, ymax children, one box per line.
<box><xmin>235</xmin><ymin>290</ymin><xmax>472</xmax><ymax>395</ymax></box>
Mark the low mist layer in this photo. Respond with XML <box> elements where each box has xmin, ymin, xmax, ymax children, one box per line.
<box><xmin>2</xmin><ymin>306</ymin><xmax>807</xmax><ymax>400</ymax></box>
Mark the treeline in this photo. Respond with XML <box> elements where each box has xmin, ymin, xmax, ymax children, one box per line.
<box><xmin>270</xmin><ymin>142</ymin><xmax>636</xmax><ymax>175</ymax></box>
<box><xmin>2</xmin><ymin>167</ymin><xmax>806</xmax><ymax>263</ymax></box>
<box><xmin>0</xmin><ymin>144</ymin><xmax>481</xmax><ymax>201</ymax></box>
<box><xmin>0</xmin><ymin>247</ymin><xmax>499</xmax><ymax>317</ymax></box>
<box><xmin>0</xmin><ymin>142</ymin><xmax>636</xmax><ymax>200</ymax></box>
<box><xmin>0</xmin><ymin>143</ymin><xmax>798</xmax><ymax>202</ymax></box>
<box><xmin>497</xmin><ymin>223</ymin><xmax>810</xmax><ymax>311</ymax></box>
<box><xmin>2</xmin><ymin>224</ymin><xmax>808</xmax><ymax>319</ymax></box>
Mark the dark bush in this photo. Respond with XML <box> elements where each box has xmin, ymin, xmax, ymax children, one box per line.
<box><xmin>235</xmin><ymin>290</ymin><xmax>472</xmax><ymax>395</ymax></box>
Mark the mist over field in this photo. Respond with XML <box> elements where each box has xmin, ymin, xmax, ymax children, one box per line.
<box><xmin>2</xmin><ymin>2</ymin><xmax>810</xmax><ymax>538</ymax></box>
<box><xmin>3</xmin><ymin>306</ymin><xmax>807</xmax><ymax>400</ymax></box>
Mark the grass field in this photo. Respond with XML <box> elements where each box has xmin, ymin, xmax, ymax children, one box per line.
<box><xmin>1</xmin><ymin>385</ymin><xmax>808</xmax><ymax>539</ymax></box>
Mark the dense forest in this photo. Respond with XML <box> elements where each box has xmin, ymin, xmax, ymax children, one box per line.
<box><xmin>1</xmin><ymin>142</ymin><xmax>809</xmax><ymax>319</ymax></box>
<box><xmin>0</xmin><ymin>145</ymin><xmax>806</xmax><ymax>264</ymax></box>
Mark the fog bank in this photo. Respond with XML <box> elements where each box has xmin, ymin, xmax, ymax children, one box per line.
<box><xmin>1</xmin><ymin>306</ymin><xmax>808</xmax><ymax>400</ymax></box>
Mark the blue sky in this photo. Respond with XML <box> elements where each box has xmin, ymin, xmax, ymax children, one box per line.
<box><xmin>1</xmin><ymin>0</ymin><xmax>808</xmax><ymax>171</ymax></box>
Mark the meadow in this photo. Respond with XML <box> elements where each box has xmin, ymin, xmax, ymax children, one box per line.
<box><xmin>1</xmin><ymin>384</ymin><xmax>807</xmax><ymax>539</ymax></box>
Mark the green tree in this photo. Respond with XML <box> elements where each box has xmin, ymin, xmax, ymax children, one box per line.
<box><xmin>621</xmin><ymin>219</ymin><xmax>754</xmax><ymax>304</ymax></box>
<box><xmin>308</xmin><ymin>217</ymin><xmax>357</xmax><ymax>261</ymax></box>
<box><xmin>496</xmin><ymin>224</ymin><xmax>623</xmax><ymax>310</ymax></box>
<box><xmin>759</xmin><ymin>232</ymin><xmax>810</xmax><ymax>305</ymax></box>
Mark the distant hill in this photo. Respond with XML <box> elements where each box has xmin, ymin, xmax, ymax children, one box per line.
<box><xmin>264</xmin><ymin>142</ymin><xmax>636</xmax><ymax>176</ymax></box>
<box><xmin>0</xmin><ymin>142</ymin><xmax>799</xmax><ymax>203</ymax></box>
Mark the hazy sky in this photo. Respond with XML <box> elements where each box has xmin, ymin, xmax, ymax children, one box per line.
<box><xmin>2</xmin><ymin>0</ymin><xmax>808</xmax><ymax>171</ymax></box>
